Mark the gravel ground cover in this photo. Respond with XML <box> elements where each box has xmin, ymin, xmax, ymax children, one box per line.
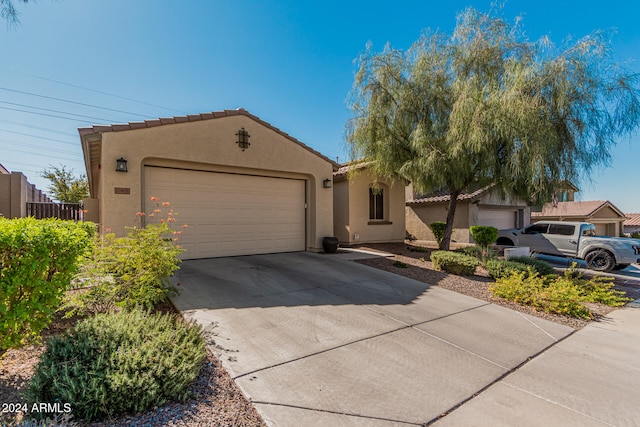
<box><xmin>0</xmin><ymin>303</ymin><xmax>265</xmax><ymax>427</ymax></box>
<box><xmin>354</xmin><ymin>242</ymin><xmax>640</xmax><ymax>331</ymax></box>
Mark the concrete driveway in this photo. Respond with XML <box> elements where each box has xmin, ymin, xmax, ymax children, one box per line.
<box><xmin>171</xmin><ymin>252</ymin><xmax>573</xmax><ymax>426</ymax></box>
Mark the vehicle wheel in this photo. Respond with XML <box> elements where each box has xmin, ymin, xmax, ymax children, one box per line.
<box><xmin>585</xmin><ymin>250</ymin><xmax>616</xmax><ymax>272</ymax></box>
<box><xmin>612</xmin><ymin>264</ymin><xmax>630</xmax><ymax>271</ymax></box>
<box><xmin>496</xmin><ymin>237</ymin><xmax>514</xmax><ymax>246</ymax></box>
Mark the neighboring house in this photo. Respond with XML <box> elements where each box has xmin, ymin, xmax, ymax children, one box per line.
<box><xmin>79</xmin><ymin>108</ymin><xmax>338</xmax><ymax>259</ymax></box>
<box><xmin>332</xmin><ymin>162</ymin><xmax>405</xmax><ymax>245</ymax></box>
<box><xmin>624</xmin><ymin>213</ymin><xmax>640</xmax><ymax>235</ymax></box>
<box><xmin>531</xmin><ymin>200</ymin><xmax>627</xmax><ymax>237</ymax></box>
<box><xmin>405</xmin><ymin>183</ymin><xmax>531</xmax><ymax>243</ymax></box>
<box><xmin>0</xmin><ymin>163</ymin><xmax>51</xmax><ymax>218</ymax></box>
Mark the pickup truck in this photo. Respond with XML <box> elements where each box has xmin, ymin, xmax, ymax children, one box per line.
<box><xmin>496</xmin><ymin>221</ymin><xmax>640</xmax><ymax>272</ymax></box>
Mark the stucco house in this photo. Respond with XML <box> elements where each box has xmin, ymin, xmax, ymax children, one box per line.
<box><xmin>79</xmin><ymin>109</ymin><xmax>338</xmax><ymax>259</ymax></box>
<box><xmin>405</xmin><ymin>184</ymin><xmax>531</xmax><ymax>243</ymax></box>
<box><xmin>332</xmin><ymin>163</ymin><xmax>405</xmax><ymax>245</ymax></box>
<box><xmin>532</xmin><ymin>200</ymin><xmax>627</xmax><ymax>237</ymax></box>
<box><xmin>624</xmin><ymin>213</ymin><xmax>640</xmax><ymax>235</ymax></box>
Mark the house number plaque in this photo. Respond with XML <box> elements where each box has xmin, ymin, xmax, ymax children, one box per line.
<box><xmin>114</xmin><ymin>187</ymin><xmax>131</xmax><ymax>195</ymax></box>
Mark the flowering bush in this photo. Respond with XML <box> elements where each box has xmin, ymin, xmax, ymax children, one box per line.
<box><xmin>64</xmin><ymin>198</ymin><xmax>185</xmax><ymax>316</ymax></box>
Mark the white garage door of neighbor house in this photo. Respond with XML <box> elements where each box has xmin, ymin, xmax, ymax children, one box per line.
<box><xmin>477</xmin><ymin>209</ymin><xmax>517</xmax><ymax>230</ymax></box>
<box><xmin>144</xmin><ymin>167</ymin><xmax>306</xmax><ymax>259</ymax></box>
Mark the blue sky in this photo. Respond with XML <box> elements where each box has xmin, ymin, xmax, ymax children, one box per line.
<box><xmin>1</xmin><ymin>0</ymin><xmax>639</xmax><ymax>211</ymax></box>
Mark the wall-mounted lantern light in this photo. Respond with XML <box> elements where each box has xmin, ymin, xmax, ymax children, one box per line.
<box><xmin>115</xmin><ymin>157</ymin><xmax>128</xmax><ymax>172</ymax></box>
<box><xmin>323</xmin><ymin>178</ymin><xmax>332</xmax><ymax>188</ymax></box>
<box><xmin>236</xmin><ymin>127</ymin><xmax>251</xmax><ymax>151</ymax></box>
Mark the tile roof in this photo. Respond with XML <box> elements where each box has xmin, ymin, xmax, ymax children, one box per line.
<box><xmin>406</xmin><ymin>183</ymin><xmax>495</xmax><ymax>205</ymax></box>
<box><xmin>333</xmin><ymin>161</ymin><xmax>371</xmax><ymax>178</ymax></box>
<box><xmin>532</xmin><ymin>200</ymin><xmax>626</xmax><ymax>218</ymax></box>
<box><xmin>624</xmin><ymin>213</ymin><xmax>640</xmax><ymax>226</ymax></box>
<box><xmin>78</xmin><ymin>108</ymin><xmax>339</xmax><ymax>168</ymax></box>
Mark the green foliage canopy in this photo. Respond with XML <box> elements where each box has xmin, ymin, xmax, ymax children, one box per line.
<box><xmin>0</xmin><ymin>218</ymin><xmax>95</xmax><ymax>350</ymax></box>
<box><xmin>40</xmin><ymin>165</ymin><xmax>89</xmax><ymax>204</ymax></box>
<box><xmin>346</xmin><ymin>7</ymin><xmax>640</xmax><ymax>250</ymax></box>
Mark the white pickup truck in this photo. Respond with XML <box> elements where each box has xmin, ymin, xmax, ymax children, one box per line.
<box><xmin>496</xmin><ymin>221</ymin><xmax>640</xmax><ymax>272</ymax></box>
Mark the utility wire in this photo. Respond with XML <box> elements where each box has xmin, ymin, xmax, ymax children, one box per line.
<box><xmin>0</xmin><ymin>119</ymin><xmax>77</xmax><ymax>137</ymax></box>
<box><xmin>0</xmin><ymin>104</ymin><xmax>115</xmax><ymax>123</ymax></box>
<box><xmin>0</xmin><ymin>139</ymin><xmax>81</xmax><ymax>156</ymax></box>
<box><xmin>0</xmin><ymin>129</ymin><xmax>77</xmax><ymax>146</ymax></box>
<box><xmin>1</xmin><ymin>67</ymin><xmax>189</xmax><ymax>115</ymax></box>
<box><xmin>0</xmin><ymin>86</ymin><xmax>156</xmax><ymax>119</ymax></box>
<box><xmin>1</xmin><ymin>146</ymin><xmax>83</xmax><ymax>161</ymax></box>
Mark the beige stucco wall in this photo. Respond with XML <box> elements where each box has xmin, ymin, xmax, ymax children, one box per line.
<box><xmin>332</xmin><ymin>170</ymin><xmax>405</xmax><ymax>245</ymax></box>
<box><xmin>406</xmin><ymin>186</ymin><xmax>531</xmax><ymax>244</ymax></box>
<box><xmin>93</xmin><ymin>115</ymin><xmax>334</xmax><ymax>252</ymax></box>
<box><xmin>333</xmin><ymin>179</ymin><xmax>351</xmax><ymax>243</ymax></box>
<box><xmin>406</xmin><ymin>202</ymin><xmax>471</xmax><ymax>243</ymax></box>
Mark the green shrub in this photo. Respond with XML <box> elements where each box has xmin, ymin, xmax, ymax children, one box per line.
<box><xmin>469</xmin><ymin>225</ymin><xmax>498</xmax><ymax>248</ymax></box>
<box><xmin>64</xmin><ymin>221</ymin><xmax>183</xmax><ymax>316</ymax></box>
<box><xmin>0</xmin><ymin>218</ymin><xmax>94</xmax><ymax>350</ymax></box>
<box><xmin>429</xmin><ymin>221</ymin><xmax>447</xmax><ymax>244</ymax></box>
<box><xmin>566</xmin><ymin>266</ymin><xmax>630</xmax><ymax>307</ymax></box>
<box><xmin>430</xmin><ymin>250</ymin><xmax>479</xmax><ymax>276</ymax></box>
<box><xmin>490</xmin><ymin>270</ymin><xmax>592</xmax><ymax>318</ymax></box>
<box><xmin>508</xmin><ymin>256</ymin><xmax>555</xmax><ymax>276</ymax></box>
<box><xmin>27</xmin><ymin>309</ymin><xmax>205</xmax><ymax>422</ymax></box>
<box><xmin>489</xmin><ymin>268</ymin><xmax>631</xmax><ymax>318</ymax></box>
<box><xmin>631</xmin><ymin>231</ymin><xmax>640</xmax><ymax>238</ymax></box>
<box><xmin>485</xmin><ymin>258</ymin><xmax>531</xmax><ymax>279</ymax></box>
<box><xmin>455</xmin><ymin>245</ymin><xmax>498</xmax><ymax>260</ymax></box>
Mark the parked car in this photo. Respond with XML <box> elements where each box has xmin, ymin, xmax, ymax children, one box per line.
<box><xmin>496</xmin><ymin>221</ymin><xmax>640</xmax><ymax>272</ymax></box>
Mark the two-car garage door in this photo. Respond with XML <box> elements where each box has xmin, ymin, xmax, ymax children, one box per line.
<box><xmin>144</xmin><ymin>167</ymin><xmax>306</xmax><ymax>259</ymax></box>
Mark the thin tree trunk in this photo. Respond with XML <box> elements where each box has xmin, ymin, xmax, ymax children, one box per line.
<box><xmin>440</xmin><ymin>190</ymin><xmax>460</xmax><ymax>251</ymax></box>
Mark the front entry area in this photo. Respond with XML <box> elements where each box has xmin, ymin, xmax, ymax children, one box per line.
<box><xmin>144</xmin><ymin>166</ymin><xmax>306</xmax><ymax>259</ymax></box>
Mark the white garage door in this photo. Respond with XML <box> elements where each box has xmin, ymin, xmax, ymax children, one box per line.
<box><xmin>477</xmin><ymin>208</ymin><xmax>517</xmax><ymax>230</ymax></box>
<box><xmin>144</xmin><ymin>167</ymin><xmax>306</xmax><ymax>259</ymax></box>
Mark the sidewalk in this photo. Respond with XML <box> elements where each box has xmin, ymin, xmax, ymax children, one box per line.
<box><xmin>433</xmin><ymin>299</ymin><xmax>640</xmax><ymax>426</ymax></box>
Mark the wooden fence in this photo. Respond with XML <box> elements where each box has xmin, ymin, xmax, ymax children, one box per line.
<box><xmin>26</xmin><ymin>202</ymin><xmax>82</xmax><ymax>221</ymax></box>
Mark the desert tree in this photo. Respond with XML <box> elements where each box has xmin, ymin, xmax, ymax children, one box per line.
<box><xmin>40</xmin><ymin>165</ymin><xmax>89</xmax><ymax>204</ymax></box>
<box><xmin>346</xmin><ymin>7</ymin><xmax>640</xmax><ymax>250</ymax></box>
<box><xmin>1</xmin><ymin>0</ymin><xmax>29</xmax><ymax>26</ymax></box>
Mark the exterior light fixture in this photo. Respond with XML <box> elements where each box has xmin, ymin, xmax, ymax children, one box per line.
<box><xmin>236</xmin><ymin>127</ymin><xmax>251</xmax><ymax>151</ymax></box>
<box><xmin>323</xmin><ymin>178</ymin><xmax>332</xmax><ymax>188</ymax></box>
<box><xmin>115</xmin><ymin>157</ymin><xmax>128</xmax><ymax>172</ymax></box>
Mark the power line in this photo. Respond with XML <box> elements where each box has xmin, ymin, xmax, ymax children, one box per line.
<box><xmin>0</xmin><ymin>129</ymin><xmax>77</xmax><ymax>146</ymax></box>
<box><xmin>0</xmin><ymin>104</ymin><xmax>115</xmax><ymax>123</ymax></box>
<box><xmin>1</xmin><ymin>146</ymin><xmax>82</xmax><ymax>161</ymax></box>
<box><xmin>1</xmin><ymin>67</ymin><xmax>189</xmax><ymax>115</ymax></box>
<box><xmin>0</xmin><ymin>86</ymin><xmax>156</xmax><ymax>119</ymax></box>
<box><xmin>0</xmin><ymin>119</ymin><xmax>77</xmax><ymax>137</ymax></box>
<box><xmin>0</xmin><ymin>140</ymin><xmax>81</xmax><ymax>156</ymax></box>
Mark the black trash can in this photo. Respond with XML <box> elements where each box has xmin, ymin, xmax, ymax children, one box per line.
<box><xmin>322</xmin><ymin>237</ymin><xmax>339</xmax><ymax>254</ymax></box>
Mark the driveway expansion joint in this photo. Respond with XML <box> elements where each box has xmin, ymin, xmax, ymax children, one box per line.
<box><xmin>499</xmin><ymin>382</ymin><xmax>617</xmax><ymax>427</ymax></box>
<box><xmin>251</xmin><ymin>401</ymin><xmax>423</xmax><ymax>426</ymax></box>
<box><xmin>423</xmin><ymin>328</ymin><xmax>578</xmax><ymax>426</ymax></box>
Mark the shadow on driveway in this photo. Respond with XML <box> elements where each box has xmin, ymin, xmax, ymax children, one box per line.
<box><xmin>171</xmin><ymin>252</ymin><xmax>575</xmax><ymax>426</ymax></box>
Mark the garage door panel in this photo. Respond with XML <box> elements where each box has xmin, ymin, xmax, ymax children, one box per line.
<box><xmin>478</xmin><ymin>209</ymin><xmax>517</xmax><ymax>230</ymax></box>
<box><xmin>144</xmin><ymin>167</ymin><xmax>305</xmax><ymax>259</ymax></box>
